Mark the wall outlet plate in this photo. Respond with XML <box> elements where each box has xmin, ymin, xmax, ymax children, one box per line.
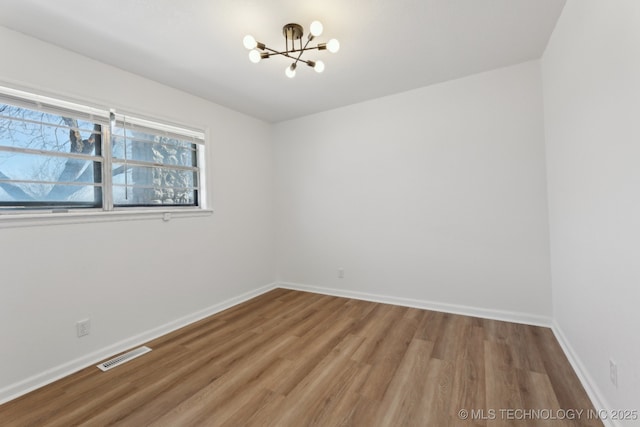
<box><xmin>609</xmin><ymin>359</ymin><xmax>618</xmax><ymax>388</ymax></box>
<box><xmin>77</xmin><ymin>319</ymin><xmax>91</xmax><ymax>337</ymax></box>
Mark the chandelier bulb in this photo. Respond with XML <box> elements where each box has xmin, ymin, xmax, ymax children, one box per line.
<box><xmin>314</xmin><ymin>60</ymin><xmax>325</xmax><ymax>73</ymax></box>
<box><xmin>327</xmin><ymin>38</ymin><xmax>340</xmax><ymax>53</ymax></box>
<box><xmin>285</xmin><ymin>63</ymin><xmax>297</xmax><ymax>78</ymax></box>
<box><xmin>243</xmin><ymin>35</ymin><xmax>257</xmax><ymax>50</ymax></box>
<box><xmin>310</xmin><ymin>21</ymin><xmax>323</xmax><ymax>37</ymax></box>
<box><xmin>248</xmin><ymin>50</ymin><xmax>262</xmax><ymax>63</ymax></box>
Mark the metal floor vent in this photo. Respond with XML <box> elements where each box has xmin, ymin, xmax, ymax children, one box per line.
<box><xmin>97</xmin><ymin>346</ymin><xmax>152</xmax><ymax>372</ymax></box>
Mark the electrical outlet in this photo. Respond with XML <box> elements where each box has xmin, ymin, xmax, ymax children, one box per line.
<box><xmin>609</xmin><ymin>359</ymin><xmax>618</xmax><ymax>388</ymax></box>
<box><xmin>77</xmin><ymin>319</ymin><xmax>91</xmax><ymax>337</ymax></box>
<box><xmin>338</xmin><ymin>268</ymin><xmax>344</xmax><ymax>278</ymax></box>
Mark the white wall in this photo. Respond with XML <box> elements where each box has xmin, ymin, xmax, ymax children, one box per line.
<box><xmin>542</xmin><ymin>0</ymin><xmax>640</xmax><ymax>415</ymax></box>
<box><xmin>274</xmin><ymin>61</ymin><xmax>552</xmax><ymax>322</ymax></box>
<box><xmin>0</xmin><ymin>26</ymin><xmax>275</xmax><ymax>400</ymax></box>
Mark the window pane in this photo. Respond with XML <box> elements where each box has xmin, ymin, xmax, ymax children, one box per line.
<box><xmin>0</xmin><ymin>152</ymin><xmax>100</xmax><ymax>184</ymax></box>
<box><xmin>111</xmin><ymin>123</ymin><xmax>199</xmax><ymax>207</ymax></box>
<box><xmin>112</xmin><ymin>131</ymin><xmax>197</xmax><ymax>166</ymax></box>
<box><xmin>0</xmin><ymin>103</ymin><xmax>103</xmax><ymax>208</ymax></box>
<box><xmin>112</xmin><ymin>164</ymin><xmax>195</xmax><ymax>186</ymax></box>
<box><xmin>112</xmin><ymin>163</ymin><xmax>197</xmax><ymax>206</ymax></box>
<box><xmin>0</xmin><ymin>105</ymin><xmax>100</xmax><ymax>155</ymax></box>
<box><xmin>0</xmin><ymin>183</ymin><xmax>101</xmax><ymax>204</ymax></box>
<box><xmin>113</xmin><ymin>185</ymin><xmax>197</xmax><ymax>206</ymax></box>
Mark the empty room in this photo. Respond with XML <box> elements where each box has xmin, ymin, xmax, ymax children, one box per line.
<box><xmin>0</xmin><ymin>0</ymin><xmax>638</xmax><ymax>426</ymax></box>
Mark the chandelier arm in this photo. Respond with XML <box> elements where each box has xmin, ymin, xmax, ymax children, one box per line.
<box><xmin>297</xmin><ymin>58</ymin><xmax>314</xmax><ymax>66</ymax></box>
<box><xmin>262</xmin><ymin>46</ymin><xmax>291</xmax><ymax>58</ymax></box>
<box><xmin>264</xmin><ymin>46</ymin><xmax>318</xmax><ymax>65</ymax></box>
<box><xmin>296</xmin><ymin>36</ymin><xmax>311</xmax><ymax>62</ymax></box>
<box><xmin>282</xmin><ymin>46</ymin><xmax>321</xmax><ymax>53</ymax></box>
<box><xmin>264</xmin><ymin>54</ymin><xmax>313</xmax><ymax>66</ymax></box>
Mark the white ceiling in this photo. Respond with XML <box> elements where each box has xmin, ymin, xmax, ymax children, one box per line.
<box><xmin>0</xmin><ymin>0</ymin><xmax>566</xmax><ymax>123</ymax></box>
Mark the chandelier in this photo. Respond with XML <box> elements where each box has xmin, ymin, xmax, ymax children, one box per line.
<box><xmin>243</xmin><ymin>21</ymin><xmax>340</xmax><ymax>78</ymax></box>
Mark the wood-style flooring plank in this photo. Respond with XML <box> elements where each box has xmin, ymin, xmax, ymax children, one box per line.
<box><xmin>0</xmin><ymin>289</ymin><xmax>603</xmax><ymax>427</ymax></box>
<box><xmin>375</xmin><ymin>338</ymin><xmax>435</xmax><ymax>426</ymax></box>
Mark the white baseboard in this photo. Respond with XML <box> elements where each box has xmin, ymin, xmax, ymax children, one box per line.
<box><xmin>0</xmin><ymin>282</ymin><xmax>278</xmax><ymax>405</ymax></box>
<box><xmin>551</xmin><ymin>322</ymin><xmax>618</xmax><ymax>427</ymax></box>
<box><xmin>278</xmin><ymin>282</ymin><xmax>552</xmax><ymax>327</ymax></box>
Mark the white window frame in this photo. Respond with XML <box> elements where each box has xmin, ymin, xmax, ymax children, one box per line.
<box><xmin>0</xmin><ymin>85</ymin><xmax>211</xmax><ymax>227</ymax></box>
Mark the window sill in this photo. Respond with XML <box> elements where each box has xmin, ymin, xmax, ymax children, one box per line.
<box><xmin>0</xmin><ymin>208</ymin><xmax>213</xmax><ymax>229</ymax></box>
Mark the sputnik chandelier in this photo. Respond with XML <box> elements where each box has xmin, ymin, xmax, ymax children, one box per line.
<box><xmin>243</xmin><ymin>21</ymin><xmax>340</xmax><ymax>78</ymax></box>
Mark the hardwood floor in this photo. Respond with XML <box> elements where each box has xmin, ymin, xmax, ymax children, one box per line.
<box><xmin>0</xmin><ymin>289</ymin><xmax>602</xmax><ymax>426</ymax></box>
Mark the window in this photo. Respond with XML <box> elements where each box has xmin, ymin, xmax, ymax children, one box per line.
<box><xmin>0</xmin><ymin>86</ymin><xmax>205</xmax><ymax>213</ymax></box>
<box><xmin>110</xmin><ymin>113</ymin><xmax>202</xmax><ymax>207</ymax></box>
